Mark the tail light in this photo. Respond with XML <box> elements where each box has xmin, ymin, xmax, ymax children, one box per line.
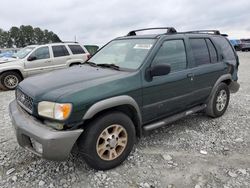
<box><xmin>87</xmin><ymin>53</ymin><xmax>91</xmax><ymax>59</ymax></box>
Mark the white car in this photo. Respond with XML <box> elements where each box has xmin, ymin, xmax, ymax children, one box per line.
<box><xmin>0</xmin><ymin>43</ymin><xmax>90</xmax><ymax>90</ymax></box>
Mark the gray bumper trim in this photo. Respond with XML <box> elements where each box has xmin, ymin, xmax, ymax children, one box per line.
<box><xmin>9</xmin><ymin>100</ymin><xmax>83</xmax><ymax>161</ymax></box>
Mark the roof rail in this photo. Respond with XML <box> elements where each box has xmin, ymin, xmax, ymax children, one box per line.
<box><xmin>184</xmin><ymin>30</ymin><xmax>221</xmax><ymax>35</ymax></box>
<box><xmin>60</xmin><ymin>41</ymin><xmax>79</xmax><ymax>43</ymax></box>
<box><xmin>127</xmin><ymin>27</ymin><xmax>177</xmax><ymax>36</ymax></box>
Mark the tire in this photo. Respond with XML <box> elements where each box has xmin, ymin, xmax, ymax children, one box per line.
<box><xmin>0</xmin><ymin>71</ymin><xmax>22</xmax><ymax>91</ymax></box>
<box><xmin>206</xmin><ymin>82</ymin><xmax>230</xmax><ymax>118</ymax></box>
<box><xmin>77</xmin><ymin>111</ymin><xmax>136</xmax><ymax>170</ymax></box>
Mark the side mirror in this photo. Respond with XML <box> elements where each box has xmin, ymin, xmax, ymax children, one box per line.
<box><xmin>150</xmin><ymin>64</ymin><xmax>171</xmax><ymax>77</ymax></box>
<box><xmin>27</xmin><ymin>56</ymin><xmax>37</xmax><ymax>61</ymax></box>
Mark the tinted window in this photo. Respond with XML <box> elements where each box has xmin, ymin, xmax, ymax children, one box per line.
<box><xmin>30</xmin><ymin>47</ymin><xmax>50</xmax><ymax>60</ymax></box>
<box><xmin>190</xmin><ymin>39</ymin><xmax>210</xmax><ymax>66</ymax></box>
<box><xmin>68</xmin><ymin>45</ymin><xmax>85</xmax><ymax>54</ymax></box>
<box><xmin>153</xmin><ymin>40</ymin><xmax>187</xmax><ymax>72</ymax></box>
<box><xmin>206</xmin><ymin>39</ymin><xmax>218</xmax><ymax>63</ymax></box>
<box><xmin>52</xmin><ymin>45</ymin><xmax>69</xmax><ymax>57</ymax></box>
<box><xmin>213</xmin><ymin>37</ymin><xmax>236</xmax><ymax>61</ymax></box>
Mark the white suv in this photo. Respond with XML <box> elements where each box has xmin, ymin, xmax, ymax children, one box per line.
<box><xmin>0</xmin><ymin>43</ymin><xmax>90</xmax><ymax>90</ymax></box>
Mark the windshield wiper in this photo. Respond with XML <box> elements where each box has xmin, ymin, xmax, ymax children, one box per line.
<box><xmin>84</xmin><ymin>61</ymin><xmax>98</xmax><ymax>67</ymax></box>
<box><xmin>97</xmin><ymin>63</ymin><xmax>120</xmax><ymax>70</ymax></box>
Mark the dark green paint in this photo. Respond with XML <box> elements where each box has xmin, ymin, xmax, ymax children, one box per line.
<box><xmin>18</xmin><ymin>33</ymin><xmax>239</xmax><ymax>129</ymax></box>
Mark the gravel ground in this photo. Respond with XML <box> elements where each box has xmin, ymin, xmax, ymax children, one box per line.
<box><xmin>0</xmin><ymin>52</ymin><xmax>250</xmax><ymax>188</ymax></box>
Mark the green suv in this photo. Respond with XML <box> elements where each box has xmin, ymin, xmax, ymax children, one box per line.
<box><xmin>9</xmin><ymin>27</ymin><xmax>240</xmax><ymax>170</ymax></box>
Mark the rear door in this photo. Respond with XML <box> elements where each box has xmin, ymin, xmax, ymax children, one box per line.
<box><xmin>68</xmin><ymin>44</ymin><xmax>88</xmax><ymax>62</ymax></box>
<box><xmin>51</xmin><ymin>45</ymin><xmax>71</xmax><ymax>69</ymax></box>
<box><xmin>142</xmin><ymin>39</ymin><xmax>196</xmax><ymax>123</ymax></box>
<box><xmin>188</xmin><ymin>38</ymin><xmax>227</xmax><ymax>104</ymax></box>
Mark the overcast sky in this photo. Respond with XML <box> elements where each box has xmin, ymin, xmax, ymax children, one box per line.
<box><xmin>1</xmin><ymin>0</ymin><xmax>250</xmax><ymax>45</ymax></box>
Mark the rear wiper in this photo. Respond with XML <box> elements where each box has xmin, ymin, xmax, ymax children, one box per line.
<box><xmin>97</xmin><ymin>63</ymin><xmax>120</xmax><ymax>70</ymax></box>
<box><xmin>84</xmin><ymin>61</ymin><xmax>98</xmax><ymax>67</ymax></box>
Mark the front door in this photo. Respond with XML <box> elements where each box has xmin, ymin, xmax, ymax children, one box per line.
<box><xmin>25</xmin><ymin>46</ymin><xmax>52</xmax><ymax>76</ymax></box>
<box><xmin>142</xmin><ymin>39</ymin><xmax>195</xmax><ymax>123</ymax></box>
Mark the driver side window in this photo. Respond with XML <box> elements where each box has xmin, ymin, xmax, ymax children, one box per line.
<box><xmin>30</xmin><ymin>47</ymin><xmax>50</xmax><ymax>60</ymax></box>
<box><xmin>153</xmin><ymin>40</ymin><xmax>187</xmax><ymax>73</ymax></box>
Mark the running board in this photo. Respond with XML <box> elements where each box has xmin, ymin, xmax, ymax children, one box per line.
<box><xmin>143</xmin><ymin>104</ymin><xmax>207</xmax><ymax>131</ymax></box>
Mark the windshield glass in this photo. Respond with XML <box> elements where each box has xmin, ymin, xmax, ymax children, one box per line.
<box><xmin>88</xmin><ymin>39</ymin><xmax>156</xmax><ymax>70</ymax></box>
<box><xmin>13</xmin><ymin>47</ymin><xmax>35</xmax><ymax>59</ymax></box>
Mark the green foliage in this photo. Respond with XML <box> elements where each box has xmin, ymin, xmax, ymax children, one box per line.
<box><xmin>0</xmin><ymin>25</ymin><xmax>61</xmax><ymax>48</ymax></box>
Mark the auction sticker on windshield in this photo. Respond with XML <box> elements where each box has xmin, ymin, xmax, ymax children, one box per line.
<box><xmin>133</xmin><ymin>44</ymin><xmax>153</xmax><ymax>49</ymax></box>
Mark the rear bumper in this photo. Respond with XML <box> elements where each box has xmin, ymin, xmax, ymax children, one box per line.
<box><xmin>229</xmin><ymin>81</ymin><xmax>240</xmax><ymax>93</ymax></box>
<box><xmin>9</xmin><ymin>101</ymin><xmax>83</xmax><ymax>161</ymax></box>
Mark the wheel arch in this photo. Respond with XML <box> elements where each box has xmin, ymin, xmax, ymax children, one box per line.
<box><xmin>69</xmin><ymin>62</ymin><xmax>82</xmax><ymax>67</ymax></box>
<box><xmin>207</xmin><ymin>74</ymin><xmax>232</xmax><ymax>103</ymax></box>
<box><xmin>82</xmin><ymin>95</ymin><xmax>142</xmax><ymax>137</ymax></box>
<box><xmin>0</xmin><ymin>69</ymin><xmax>24</xmax><ymax>80</ymax></box>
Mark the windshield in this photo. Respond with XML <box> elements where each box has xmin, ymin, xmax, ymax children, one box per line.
<box><xmin>88</xmin><ymin>39</ymin><xmax>156</xmax><ymax>70</ymax></box>
<box><xmin>13</xmin><ymin>47</ymin><xmax>35</xmax><ymax>59</ymax></box>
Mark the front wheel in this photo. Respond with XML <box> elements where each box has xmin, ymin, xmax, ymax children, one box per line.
<box><xmin>0</xmin><ymin>71</ymin><xmax>22</xmax><ymax>90</ymax></box>
<box><xmin>78</xmin><ymin>111</ymin><xmax>136</xmax><ymax>170</ymax></box>
<box><xmin>206</xmin><ymin>82</ymin><xmax>230</xmax><ymax>118</ymax></box>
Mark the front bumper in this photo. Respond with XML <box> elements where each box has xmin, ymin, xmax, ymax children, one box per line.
<box><xmin>9</xmin><ymin>101</ymin><xmax>83</xmax><ymax>161</ymax></box>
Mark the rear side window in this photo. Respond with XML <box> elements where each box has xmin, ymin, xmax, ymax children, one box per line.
<box><xmin>213</xmin><ymin>37</ymin><xmax>236</xmax><ymax>61</ymax></box>
<box><xmin>68</xmin><ymin>45</ymin><xmax>85</xmax><ymax>54</ymax></box>
<box><xmin>190</xmin><ymin>39</ymin><xmax>210</xmax><ymax>66</ymax></box>
<box><xmin>153</xmin><ymin>39</ymin><xmax>187</xmax><ymax>72</ymax></box>
<box><xmin>52</xmin><ymin>45</ymin><xmax>69</xmax><ymax>57</ymax></box>
<box><xmin>206</xmin><ymin>39</ymin><xmax>218</xmax><ymax>63</ymax></box>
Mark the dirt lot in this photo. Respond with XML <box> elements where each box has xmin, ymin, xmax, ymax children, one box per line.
<box><xmin>0</xmin><ymin>52</ymin><xmax>250</xmax><ymax>188</ymax></box>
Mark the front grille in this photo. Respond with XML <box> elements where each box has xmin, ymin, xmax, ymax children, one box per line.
<box><xmin>16</xmin><ymin>89</ymin><xmax>33</xmax><ymax>113</ymax></box>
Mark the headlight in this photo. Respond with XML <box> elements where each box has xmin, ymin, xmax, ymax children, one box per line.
<box><xmin>38</xmin><ymin>101</ymin><xmax>72</xmax><ymax>120</ymax></box>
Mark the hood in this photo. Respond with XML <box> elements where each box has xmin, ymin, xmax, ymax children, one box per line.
<box><xmin>0</xmin><ymin>57</ymin><xmax>18</xmax><ymax>64</ymax></box>
<box><xmin>18</xmin><ymin>65</ymin><xmax>131</xmax><ymax>102</ymax></box>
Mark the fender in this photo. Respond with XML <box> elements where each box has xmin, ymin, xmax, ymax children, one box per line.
<box><xmin>82</xmin><ymin>95</ymin><xmax>142</xmax><ymax>125</ymax></box>
<box><xmin>0</xmin><ymin>66</ymin><xmax>25</xmax><ymax>77</ymax></box>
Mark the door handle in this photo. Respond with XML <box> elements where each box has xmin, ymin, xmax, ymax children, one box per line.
<box><xmin>187</xmin><ymin>73</ymin><xmax>194</xmax><ymax>81</ymax></box>
<box><xmin>46</xmin><ymin>60</ymin><xmax>52</xmax><ymax>63</ymax></box>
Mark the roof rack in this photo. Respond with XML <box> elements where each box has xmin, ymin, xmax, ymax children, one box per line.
<box><xmin>127</xmin><ymin>27</ymin><xmax>177</xmax><ymax>36</ymax></box>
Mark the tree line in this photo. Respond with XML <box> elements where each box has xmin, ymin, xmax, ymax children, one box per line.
<box><xmin>0</xmin><ymin>25</ymin><xmax>61</xmax><ymax>48</ymax></box>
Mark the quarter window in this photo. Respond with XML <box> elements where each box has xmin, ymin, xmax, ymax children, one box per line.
<box><xmin>213</xmin><ymin>37</ymin><xmax>236</xmax><ymax>61</ymax></box>
<box><xmin>68</xmin><ymin>45</ymin><xmax>85</xmax><ymax>54</ymax></box>
<box><xmin>29</xmin><ymin>47</ymin><xmax>50</xmax><ymax>60</ymax></box>
<box><xmin>52</xmin><ymin>45</ymin><xmax>69</xmax><ymax>57</ymax></box>
<box><xmin>153</xmin><ymin>40</ymin><xmax>187</xmax><ymax>72</ymax></box>
<box><xmin>190</xmin><ymin>39</ymin><xmax>210</xmax><ymax>66</ymax></box>
<box><xmin>206</xmin><ymin>39</ymin><xmax>218</xmax><ymax>63</ymax></box>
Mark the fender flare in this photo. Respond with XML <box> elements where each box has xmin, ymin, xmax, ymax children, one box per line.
<box><xmin>83</xmin><ymin>95</ymin><xmax>142</xmax><ymax>122</ymax></box>
<box><xmin>0</xmin><ymin>67</ymin><xmax>25</xmax><ymax>78</ymax></box>
<box><xmin>207</xmin><ymin>74</ymin><xmax>232</xmax><ymax>103</ymax></box>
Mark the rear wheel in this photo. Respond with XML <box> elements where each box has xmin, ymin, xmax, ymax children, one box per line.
<box><xmin>206</xmin><ymin>82</ymin><xmax>230</xmax><ymax>118</ymax></box>
<box><xmin>0</xmin><ymin>71</ymin><xmax>22</xmax><ymax>90</ymax></box>
<box><xmin>78</xmin><ymin>111</ymin><xmax>136</xmax><ymax>170</ymax></box>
